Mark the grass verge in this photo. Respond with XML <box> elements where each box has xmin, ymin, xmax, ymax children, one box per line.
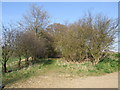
<box><xmin>3</xmin><ymin>57</ymin><xmax>119</xmax><ymax>87</ymax></box>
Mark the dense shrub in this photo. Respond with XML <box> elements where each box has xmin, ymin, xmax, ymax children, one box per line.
<box><xmin>95</xmin><ymin>58</ymin><xmax>118</xmax><ymax>73</ymax></box>
<box><xmin>54</xmin><ymin>14</ymin><xmax>116</xmax><ymax>64</ymax></box>
<box><xmin>115</xmin><ymin>53</ymin><xmax>120</xmax><ymax>58</ymax></box>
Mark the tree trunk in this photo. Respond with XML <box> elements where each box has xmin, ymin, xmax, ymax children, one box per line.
<box><xmin>25</xmin><ymin>57</ymin><xmax>29</xmax><ymax>65</ymax></box>
<box><xmin>26</xmin><ymin>57</ymin><xmax>28</xmax><ymax>61</ymax></box>
<box><xmin>18</xmin><ymin>57</ymin><xmax>21</xmax><ymax>69</ymax></box>
<box><xmin>3</xmin><ymin>61</ymin><xmax>7</xmax><ymax>73</ymax></box>
<box><xmin>31</xmin><ymin>57</ymin><xmax>34</xmax><ymax>61</ymax></box>
<box><xmin>93</xmin><ymin>58</ymin><xmax>100</xmax><ymax>65</ymax></box>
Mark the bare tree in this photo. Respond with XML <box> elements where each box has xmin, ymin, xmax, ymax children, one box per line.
<box><xmin>53</xmin><ymin>13</ymin><xmax>117</xmax><ymax>64</ymax></box>
<box><xmin>18</xmin><ymin>4</ymin><xmax>50</xmax><ymax>33</ymax></box>
<box><xmin>2</xmin><ymin>26</ymin><xmax>15</xmax><ymax>73</ymax></box>
<box><xmin>16</xmin><ymin>4</ymin><xmax>51</xmax><ymax>61</ymax></box>
<box><xmin>87</xmin><ymin>14</ymin><xmax>117</xmax><ymax>64</ymax></box>
<box><xmin>13</xmin><ymin>30</ymin><xmax>24</xmax><ymax>68</ymax></box>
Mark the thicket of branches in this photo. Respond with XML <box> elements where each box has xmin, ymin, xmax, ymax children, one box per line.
<box><xmin>52</xmin><ymin>14</ymin><xmax>117</xmax><ymax>65</ymax></box>
<box><xmin>1</xmin><ymin>4</ymin><xmax>117</xmax><ymax>73</ymax></box>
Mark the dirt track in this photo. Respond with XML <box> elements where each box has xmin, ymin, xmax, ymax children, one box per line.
<box><xmin>7</xmin><ymin>72</ymin><xmax>118</xmax><ymax>88</ymax></box>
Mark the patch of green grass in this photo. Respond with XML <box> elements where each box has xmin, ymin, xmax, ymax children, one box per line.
<box><xmin>95</xmin><ymin>58</ymin><xmax>118</xmax><ymax>73</ymax></box>
<box><xmin>3</xmin><ymin>57</ymin><xmax>119</xmax><ymax>87</ymax></box>
<box><xmin>56</xmin><ymin>58</ymin><xmax>118</xmax><ymax>76</ymax></box>
<box><xmin>114</xmin><ymin>53</ymin><xmax>120</xmax><ymax>58</ymax></box>
<box><xmin>3</xmin><ymin>59</ymin><xmax>57</xmax><ymax>86</ymax></box>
